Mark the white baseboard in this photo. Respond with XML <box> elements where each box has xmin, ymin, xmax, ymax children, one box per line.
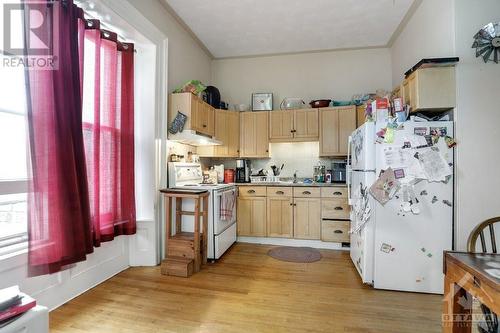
<box><xmin>237</xmin><ymin>237</ymin><xmax>350</xmax><ymax>251</ymax></box>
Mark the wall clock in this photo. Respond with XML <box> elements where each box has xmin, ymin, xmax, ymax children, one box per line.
<box><xmin>472</xmin><ymin>22</ymin><xmax>500</xmax><ymax>63</ymax></box>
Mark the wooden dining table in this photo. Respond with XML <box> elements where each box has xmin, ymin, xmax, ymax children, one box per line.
<box><xmin>443</xmin><ymin>251</ymin><xmax>500</xmax><ymax>332</ymax></box>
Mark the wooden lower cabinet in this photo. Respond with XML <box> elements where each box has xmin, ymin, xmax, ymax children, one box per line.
<box><xmin>321</xmin><ymin>220</ymin><xmax>350</xmax><ymax>243</ymax></box>
<box><xmin>237</xmin><ymin>186</ymin><xmax>350</xmax><ymax>243</ymax></box>
<box><xmin>293</xmin><ymin>198</ymin><xmax>321</xmax><ymax>240</ymax></box>
<box><xmin>267</xmin><ymin>197</ymin><xmax>293</xmax><ymax>238</ymax></box>
<box><xmin>237</xmin><ymin>197</ymin><xmax>266</xmax><ymax>237</ymax></box>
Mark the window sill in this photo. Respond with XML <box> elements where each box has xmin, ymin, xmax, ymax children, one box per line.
<box><xmin>0</xmin><ymin>242</ymin><xmax>28</xmax><ymax>273</ymax></box>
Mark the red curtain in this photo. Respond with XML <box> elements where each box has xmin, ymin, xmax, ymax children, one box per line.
<box><xmin>82</xmin><ymin>23</ymin><xmax>136</xmax><ymax>246</ymax></box>
<box><xmin>24</xmin><ymin>1</ymin><xmax>93</xmax><ymax>276</ymax></box>
<box><xmin>24</xmin><ymin>0</ymin><xmax>136</xmax><ymax>276</ymax></box>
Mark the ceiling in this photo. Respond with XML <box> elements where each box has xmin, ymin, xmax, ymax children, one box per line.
<box><xmin>164</xmin><ymin>0</ymin><xmax>416</xmax><ymax>59</ymax></box>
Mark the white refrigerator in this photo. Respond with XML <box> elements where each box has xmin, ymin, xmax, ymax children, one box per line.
<box><xmin>348</xmin><ymin>120</ymin><xmax>454</xmax><ymax>294</ymax></box>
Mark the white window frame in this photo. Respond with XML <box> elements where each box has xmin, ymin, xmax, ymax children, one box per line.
<box><xmin>0</xmin><ymin>107</ymin><xmax>29</xmax><ymax>256</ymax></box>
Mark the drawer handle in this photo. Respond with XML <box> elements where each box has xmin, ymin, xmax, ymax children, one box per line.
<box><xmin>334</xmin><ymin>207</ymin><xmax>343</xmax><ymax>211</ymax></box>
<box><xmin>333</xmin><ymin>191</ymin><xmax>342</xmax><ymax>196</ymax></box>
<box><xmin>302</xmin><ymin>191</ymin><xmax>311</xmax><ymax>195</ymax></box>
<box><xmin>276</xmin><ymin>191</ymin><xmax>284</xmax><ymax>195</ymax></box>
<box><xmin>247</xmin><ymin>190</ymin><xmax>256</xmax><ymax>194</ymax></box>
<box><xmin>334</xmin><ymin>230</ymin><xmax>343</xmax><ymax>234</ymax></box>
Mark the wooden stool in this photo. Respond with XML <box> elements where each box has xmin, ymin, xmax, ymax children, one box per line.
<box><xmin>160</xmin><ymin>189</ymin><xmax>209</xmax><ymax>275</ymax></box>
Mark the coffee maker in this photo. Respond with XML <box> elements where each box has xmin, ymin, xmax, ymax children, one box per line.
<box><xmin>236</xmin><ymin>159</ymin><xmax>250</xmax><ymax>183</ymax></box>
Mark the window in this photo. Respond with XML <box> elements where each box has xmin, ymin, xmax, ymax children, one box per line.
<box><xmin>0</xmin><ymin>3</ymin><xmax>29</xmax><ymax>254</ymax></box>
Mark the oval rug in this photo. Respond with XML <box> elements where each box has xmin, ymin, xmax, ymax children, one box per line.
<box><xmin>267</xmin><ymin>246</ymin><xmax>322</xmax><ymax>263</ymax></box>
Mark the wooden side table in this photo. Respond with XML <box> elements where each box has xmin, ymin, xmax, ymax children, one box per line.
<box><xmin>443</xmin><ymin>251</ymin><xmax>500</xmax><ymax>332</ymax></box>
<box><xmin>160</xmin><ymin>189</ymin><xmax>209</xmax><ymax>274</ymax></box>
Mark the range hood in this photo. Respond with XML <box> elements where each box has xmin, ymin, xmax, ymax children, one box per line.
<box><xmin>168</xmin><ymin>130</ymin><xmax>222</xmax><ymax>146</ymax></box>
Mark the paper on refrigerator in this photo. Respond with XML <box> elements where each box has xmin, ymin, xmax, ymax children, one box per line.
<box><xmin>369</xmin><ymin>168</ymin><xmax>400</xmax><ymax>205</ymax></box>
<box><xmin>416</xmin><ymin>147</ymin><xmax>452</xmax><ymax>182</ymax></box>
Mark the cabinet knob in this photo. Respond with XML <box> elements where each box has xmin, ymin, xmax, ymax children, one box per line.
<box><xmin>334</xmin><ymin>230</ymin><xmax>343</xmax><ymax>234</ymax></box>
<box><xmin>334</xmin><ymin>206</ymin><xmax>343</xmax><ymax>211</ymax></box>
<box><xmin>203</xmin><ymin>124</ymin><xmax>207</xmax><ymax>128</ymax></box>
<box><xmin>333</xmin><ymin>191</ymin><xmax>342</xmax><ymax>196</ymax></box>
<box><xmin>302</xmin><ymin>191</ymin><xmax>311</xmax><ymax>195</ymax></box>
<box><xmin>266</xmin><ymin>149</ymin><xmax>269</xmax><ymax>153</ymax></box>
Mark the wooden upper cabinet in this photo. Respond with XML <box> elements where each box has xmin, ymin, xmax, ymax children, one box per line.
<box><xmin>240</xmin><ymin>111</ymin><xmax>269</xmax><ymax>158</ymax></box>
<box><xmin>402</xmin><ymin>67</ymin><xmax>456</xmax><ymax>112</ymax></box>
<box><xmin>226</xmin><ymin>111</ymin><xmax>240</xmax><ymax>157</ymax></box>
<box><xmin>198</xmin><ymin>109</ymin><xmax>240</xmax><ymax>158</ymax></box>
<box><xmin>337</xmin><ymin>107</ymin><xmax>356</xmax><ymax>155</ymax></box>
<box><xmin>293</xmin><ymin>109</ymin><xmax>319</xmax><ymax>140</ymax></box>
<box><xmin>168</xmin><ymin>92</ymin><xmax>215</xmax><ymax>137</ymax></box>
<box><xmin>319</xmin><ymin>106</ymin><xmax>356</xmax><ymax>157</ymax></box>
<box><xmin>269</xmin><ymin>109</ymin><xmax>319</xmax><ymax>142</ymax></box>
<box><xmin>214</xmin><ymin>110</ymin><xmax>228</xmax><ymax>156</ymax></box>
<box><xmin>269</xmin><ymin>111</ymin><xmax>294</xmax><ymax>141</ymax></box>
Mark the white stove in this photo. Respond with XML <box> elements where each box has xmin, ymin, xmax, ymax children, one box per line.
<box><xmin>168</xmin><ymin>162</ymin><xmax>237</xmax><ymax>259</ymax></box>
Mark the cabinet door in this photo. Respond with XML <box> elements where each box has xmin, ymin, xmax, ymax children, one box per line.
<box><xmin>293</xmin><ymin>198</ymin><xmax>321</xmax><ymax>240</ymax></box>
<box><xmin>251</xmin><ymin>197</ymin><xmax>267</xmax><ymax>236</ymax></box>
<box><xmin>226</xmin><ymin>111</ymin><xmax>240</xmax><ymax>157</ymax></box>
<box><xmin>237</xmin><ymin>197</ymin><xmax>252</xmax><ymax>236</ymax></box>
<box><xmin>356</xmin><ymin>105</ymin><xmax>366</xmax><ymax>127</ymax></box>
<box><xmin>237</xmin><ymin>197</ymin><xmax>266</xmax><ymax>237</ymax></box>
<box><xmin>319</xmin><ymin>108</ymin><xmax>339</xmax><ymax>156</ymax></box>
<box><xmin>408</xmin><ymin>73</ymin><xmax>417</xmax><ymax>112</ymax></box>
<box><xmin>267</xmin><ymin>197</ymin><xmax>293</xmax><ymax>238</ymax></box>
<box><xmin>199</xmin><ymin>104</ymin><xmax>215</xmax><ymax>137</ymax></box>
<box><xmin>214</xmin><ymin>110</ymin><xmax>228</xmax><ymax>157</ymax></box>
<box><xmin>190</xmin><ymin>95</ymin><xmax>203</xmax><ymax>132</ymax></box>
<box><xmin>240</xmin><ymin>112</ymin><xmax>269</xmax><ymax>158</ymax></box>
<box><xmin>239</xmin><ymin>112</ymin><xmax>256</xmax><ymax>157</ymax></box>
<box><xmin>337</xmin><ymin>106</ymin><xmax>356</xmax><ymax>155</ymax></box>
<box><xmin>269</xmin><ymin>111</ymin><xmax>293</xmax><ymax>141</ymax></box>
<box><xmin>255</xmin><ymin>112</ymin><xmax>269</xmax><ymax>157</ymax></box>
<box><xmin>294</xmin><ymin>109</ymin><xmax>319</xmax><ymax>140</ymax></box>
<box><xmin>402</xmin><ymin>78</ymin><xmax>411</xmax><ymax>106</ymax></box>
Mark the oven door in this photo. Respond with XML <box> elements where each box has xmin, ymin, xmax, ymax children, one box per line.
<box><xmin>213</xmin><ymin>187</ymin><xmax>237</xmax><ymax>235</ymax></box>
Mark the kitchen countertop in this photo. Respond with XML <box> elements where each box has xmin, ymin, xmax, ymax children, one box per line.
<box><xmin>236</xmin><ymin>182</ymin><xmax>347</xmax><ymax>187</ymax></box>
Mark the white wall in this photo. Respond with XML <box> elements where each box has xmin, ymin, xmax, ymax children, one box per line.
<box><xmin>126</xmin><ymin>0</ymin><xmax>212</xmax><ymax>91</ymax></box>
<box><xmin>453</xmin><ymin>0</ymin><xmax>500</xmax><ymax>250</ymax></box>
<box><xmin>211</xmin><ymin>48</ymin><xmax>392</xmax><ymax>108</ymax></box>
<box><xmin>390</xmin><ymin>0</ymin><xmax>456</xmax><ymax>86</ymax></box>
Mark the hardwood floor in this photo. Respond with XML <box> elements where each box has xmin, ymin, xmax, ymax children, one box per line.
<box><xmin>50</xmin><ymin>243</ymin><xmax>442</xmax><ymax>333</ymax></box>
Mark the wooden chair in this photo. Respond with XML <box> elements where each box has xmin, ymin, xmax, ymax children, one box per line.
<box><xmin>467</xmin><ymin>217</ymin><xmax>500</xmax><ymax>333</ymax></box>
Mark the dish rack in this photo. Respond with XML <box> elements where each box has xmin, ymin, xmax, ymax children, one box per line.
<box><xmin>250</xmin><ymin>176</ymin><xmax>281</xmax><ymax>183</ymax></box>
